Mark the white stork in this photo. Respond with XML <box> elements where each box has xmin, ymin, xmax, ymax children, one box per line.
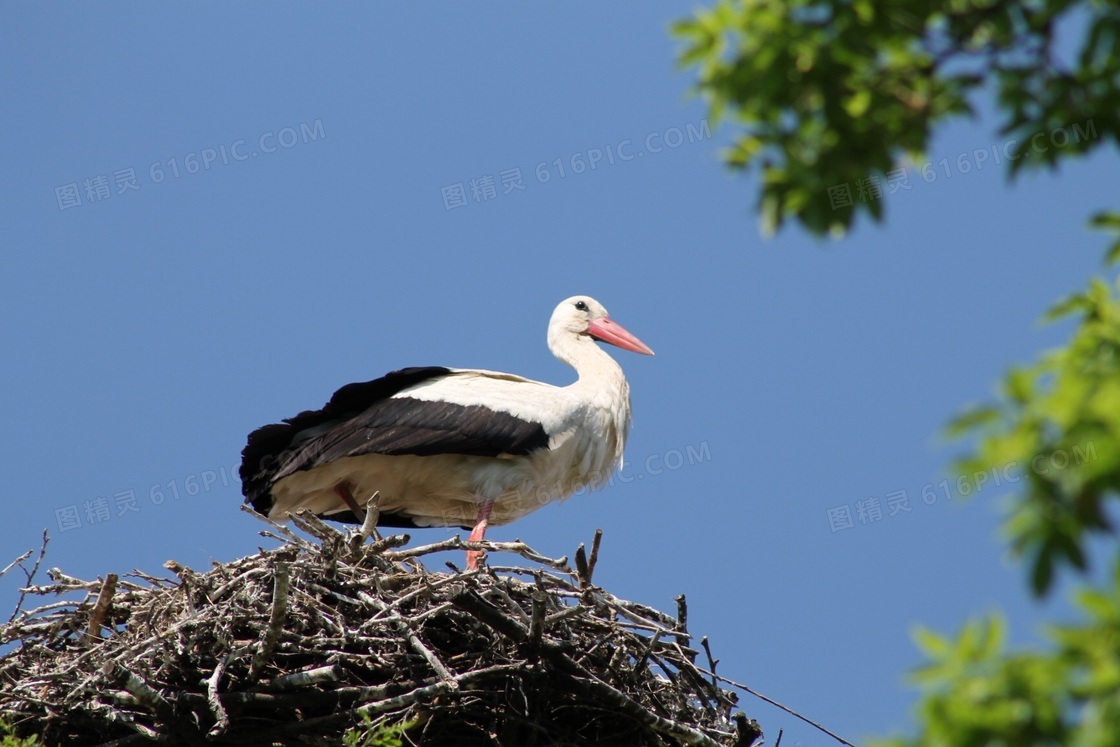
<box><xmin>240</xmin><ymin>296</ymin><xmax>653</xmax><ymax>569</ymax></box>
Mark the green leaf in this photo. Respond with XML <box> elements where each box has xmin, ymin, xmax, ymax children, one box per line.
<box><xmin>1005</xmin><ymin>367</ymin><xmax>1037</xmax><ymax>404</ymax></box>
<box><xmin>946</xmin><ymin>405</ymin><xmax>1001</xmax><ymax>437</ymax></box>
<box><xmin>844</xmin><ymin>89</ymin><xmax>872</xmax><ymax>118</ymax></box>
<box><xmin>912</xmin><ymin>625</ymin><xmax>951</xmax><ymax>660</ymax></box>
<box><xmin>1031</xmin><ymin>545</ymin><xmax>1055</xmax><ymax>596</ymax></box>
<box><xmin>1044</xmin><ymin>291</ymin><xmax>1091</xmax><ymax>322</ymax></box>
<box><xmin>1106</xmin><ymin>240</ymin><xmax>1120</xmax><ymax>266</ymax></box>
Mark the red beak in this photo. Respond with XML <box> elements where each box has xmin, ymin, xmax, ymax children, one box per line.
<box><xmin>586</xmin><ymin>317</ymin><xmax>655</xmax><ymax>356</ymax></box>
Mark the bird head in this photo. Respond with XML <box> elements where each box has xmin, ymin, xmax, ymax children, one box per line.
<box><xmin>549</xmin><ymin>296</ymin><xmax>654</xmax><ymax>356</ymax></box>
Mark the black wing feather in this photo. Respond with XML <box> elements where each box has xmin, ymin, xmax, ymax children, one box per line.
<box><xmin>240</xmin><ymin>366</ymin><xmax>449</xmax><ymax>507</ymax></box>
<box><xmin>240</xmin><ymin>366</ymin><xmax>550</xmax><ymax>521</ymax></box>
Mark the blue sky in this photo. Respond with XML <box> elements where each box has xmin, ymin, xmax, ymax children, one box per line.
<box><xmin>2</xmin><ymin>5</ymin><xmax>1117</xmax><ymax>744</ymax></box>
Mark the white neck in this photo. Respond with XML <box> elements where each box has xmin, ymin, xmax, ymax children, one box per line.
<box><xmin>545</xmin><ymin>321</ymin><xmax>634</xmax><ymax>487</ymax></box>
<box><xmin>549</xmin><ymin>331</ymin><xmax>626</xmax><ymax>390</ymax></box>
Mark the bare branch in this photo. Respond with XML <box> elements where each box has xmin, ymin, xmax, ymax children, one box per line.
<box><xmin>100</xmin><ymin>663</ymin><xmax>176</xmax><ymax>726</ymax></box>
<box><xmin>359</xmin><ymin>491</ymin><xmax>381</xmax><ymax>541</ymax></box>
<box><xmin>205</xmin><ymin>652</ymin><xmax>233</xmax><ymax>737</ymax></box>
<box><xmin>586</xmin><ymin>528</ymin><xmax>604</xmax><ymax>585</ymax></box>
<box><xmin>0</xmin><ymin>549</ymin><xmax>33</xmax><ymax>580</ymax></box>
<box><xmin>288</xmin><ymin>510</ymin><xmax>343</xmax><ymax>544</ymax></box>
<box><xmin>7</xmin><ymin>530</ymin><xmax>49</xmax><ymax>624</ymax></box>
<box><xmin>705</xmin><ymin>670</ymin><xmax>856</xmax><ymax>747</ymax></box>
<box><xmin>263</xmin><ymin>664</ymin><xmax>343</xmax><ymax>691</ymax></box>
<box><xmin>249</xmin><ymin>561</ymin><xmax>289</xmax><ymax>680</ymax></box>
<box><xmin>86</xmin><ymin>573</ymin><xmax>118</xmax><ymax>640</ymax></box>
<box><xmin>385</xmin><ymin>536</ymin><xmax>569</xmax><ymax>569</ymax></box>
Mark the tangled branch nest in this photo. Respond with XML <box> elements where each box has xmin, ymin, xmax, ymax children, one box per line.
<box><xmin>0</xmin><ymin>511</ymin><xmax>762</xmax><ymax>746</ymax></box>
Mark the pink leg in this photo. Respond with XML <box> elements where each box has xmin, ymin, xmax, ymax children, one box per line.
<box><xmin>465</xmin><ymin>499</ymin><xmax>495</xmax><ymax>570</ymax></box>
<box><xmin>334</xmin><ymin>484</ymin><xmax>366</xmax><ymax>523</ymax></box>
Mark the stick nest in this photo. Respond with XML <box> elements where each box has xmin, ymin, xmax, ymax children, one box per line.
<box><xmin>0</xmin><ymin>512</ymin><xmax>762</xmax><ymax>746</ymax></box>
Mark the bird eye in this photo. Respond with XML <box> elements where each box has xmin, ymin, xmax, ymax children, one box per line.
<box><xmin>574</xmin><ymin>300</ymin><xmax>588</xmax><ymax>312</ymax></box>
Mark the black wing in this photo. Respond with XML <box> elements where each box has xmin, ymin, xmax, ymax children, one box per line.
<box><xmin>240</xmin><ymin>366</ymin><xmax>549</xmax><ymax>516</ymax></box>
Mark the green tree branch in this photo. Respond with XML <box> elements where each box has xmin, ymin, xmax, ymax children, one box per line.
<box><xmin>675</xmin><ymin>0</ymin><xmax>1120</xmax><ymax>235</ymax></box>
<box><xmin>674</xmin><ymin>0</ymin><xmax>1120</xmax><ymax>743</ymax></box>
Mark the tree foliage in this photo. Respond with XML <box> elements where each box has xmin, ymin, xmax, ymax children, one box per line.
<box><xmin>674</xmin><ymin>0</ymin><xmax>1120</xmax><ymax>743</ymax></box>
<box><xmin>675</xmin><ymin>0</ymin><xmax>1120</xmax><ymax>235</ymax></box>
<box><xmin>872</xmin><ymin>565</ymin><xmax>1120</xmax><ymax>747</ymax></box>
<box><xmin>343</xmin><ymin>714</ymin><xmax>419</xmax><ymax>747</ymax></box>
<box><xmin>875</xmin><ymin>263</ymin><xmax>1120</xmax><ymax>746</ymax></box>
<box><xmin>949</xmin><ymin>277</ymin><xmax>1120</xmax><ymax>597</ymax></box>
<box><xmin>0</xmin><ymin>721</ymin><xmax>40</xmax><ymax>747</ymax></box>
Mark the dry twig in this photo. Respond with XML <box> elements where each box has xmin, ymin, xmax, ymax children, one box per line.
<box><xmin>6</xmin><ymin>530</ymin><xmax>48</xmax><ymax>624</ymax></box>
<box><xmin>0</xmin><ymin>520</ymin><xmax>771</xmax><ymax>747</ymax></box>
<box><xmin>86</xmin><ymin>573</ymin><xmax>118</xmax><ymax>640</ymax></box>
